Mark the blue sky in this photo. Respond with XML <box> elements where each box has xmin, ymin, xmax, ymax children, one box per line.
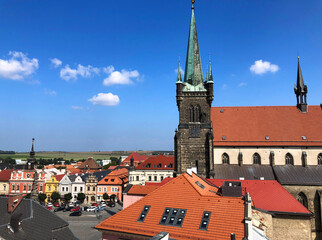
<box><xmin>0</xmin><ymin>0</ymin><xmax>321</xmax><ymax>152</ymax></box>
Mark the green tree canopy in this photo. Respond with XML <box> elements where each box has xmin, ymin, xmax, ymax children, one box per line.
<box><xmin>38</xmin><ymin>193</ymin><xmax>47</xmax><ymax>204</ymax></box>
<box><xmin>64</xmin><ymin>193</ymin><xmax>72</xmax><ymax>202</ymax></box>
<box><xmin>51</xmin><ymin>191</ymin><xmax>60</xmax><ymax>202</ymax></box>
<box><xmin>77</xmin><ymin>193</ymin><xmax>85</xmax><ymax>203</ymax></box>
<box><xmin>103</xmin><ymin>193</ymin><xmax>109</xmax><ymax>200</ymax></box>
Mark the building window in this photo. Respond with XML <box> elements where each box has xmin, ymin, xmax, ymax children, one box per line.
<box><xmin>318</xmin><ymin>153</ymin><xmax>322</xmax><ymax>165</ymax></box>
<box><xmin>23</xmin><ymin>185</ymin><xmax>26</xmax><ymax>191</ymax></box>
<box><xmin>12</xmin><ymin>184</ymin><xmax>15</xmax><ymax>191</ymax></box>
<box><xmin>48</xmin><ymin>186</ymin><xmax>51</xmax><ymax>191</ymax></box>
<box><xmin>195</xmin><ymin>105</ymin><xmax>200</xmax><ymax>122</ymax></box>
<box><xmin>66</xmin><ymin>187</ymin><xmax>68</xmax><ymax>192</ymax></box>
<box><xmin>54</xmin><ymin>186</ymin><xmax>57</xmax><ymax>191</ymax></box>
<box><xmin>39</xmin><ymin>185</ymin><xmax>43</xmax><ymax>192</ymax></box>
<box><xmin>99</xmin><ymin>187</ymin><xmax>102</xmax><ymax>192</ymax></box>
<box><xmin>62</xmin><ymin>187</ymin><xmax>65</xmax><ymax>192</ymax></box>
<box><xmin>104</xmin><ymin>187</ymin><xmax>107</xmax><ymax>192</ymax></box>
<box><xmin>136</xmin><ymin>176</ymin><xmax>139</xmax><ymax>181</ymax></box>
<box><xmin>92</xmin><ymin>186</ymin><xmax>95</xmax><ymax>191</ymax></box>
<box><xmin>74</xmin><ymin>187</ymin><xmax>77</xmax><ymax>192</ymax></box>
<box><xmin>285</xmin><ymin>153</ymin><xmax>294</xmax><ymax>165</ymax></box>
<box><xmin>148</xmin><ymin>176</ymin><xmax>152</xmax><ymax>181</ymax></box>
<box><xmin>111</xmin><ymin>187</ymin><xmax>118</xmax><ymax>192</ymax></box>
<box><xmin>296</xmin><ymin>192</ymin><xmax>308</xmax><ymax>208</ymax></box>
<box><xmin>3</xmin><ymin>184</ymin><xmax>6</xmax><ymax>191</ymax></box>
<box><xmin>28</xmin><ymin>185</ymin><xmax>31</xmax><ymax>191</ymax></box>
<box><xmin>253</xmin><ymin>153</ymin><xmax>261</xmax><ymax>165</ymax></box>
<box><xmin>80</xmin><ymin>187</ymin><xmax>83</xmax><ymax>192</ymax></box>
<box><xmin>154</xmin><ymin>176</ymin><xmax>157</xmax><ymax>181</ymax></box>
<box><xmin>16</xmin><ymin>184</ymin><xmax>20</xmax><ymax>191</ymax></box>
<box><xmin>189</xmin><ymin>105</ymin><xmax>194</xmax><ymax>122</ymax></box>
<box><xmin>161</xmin><ymin>176</ymin><xmax>164</xmax><ymax>181</ymax></box>
<box><xmin>87</xmin><ymin>186</ymin><xmax>90</xmax><ymax>191</ymax></box>
<box><xmin>222</xmin><ymin>153</ymin><xmax>230</xmax><ymax>164</ymax></box>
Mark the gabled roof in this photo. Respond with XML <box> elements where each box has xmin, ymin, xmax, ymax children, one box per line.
<box><xmin>273</xmin><ymin>165</ymin><xmax>322</xmax><ymax>186</ymax></box>
<box><xmin>0</xmin><ymin>197</ymin><xmax>77</xmax><ymax>240</ymax></box>
<box><xmin>120</xmin><ymin>152</ymin><xmax>147</xmax><ymax>166</ymax></box>
<box><xmin>78</xmin><ymin>157</ymin><xmax>101</xmax><ymax>170</ymax></box>
<box><xmin>81</xmin><ymin>170</ymin><xmax>112</xmax><ymax>182</ymax></box>
<box><xmin>125</xmin><ymin>185</ymin><xmax>161</xmax><ymax>196</ymax></box>
<box><xmin>55</xmin><ymin>174</ymin><xmax>66</xmax><ymax>182</ymax></box>
<box><xmin>98</xmin><ymin>168</ymin><xmax>128</xmax><ymax>186</ymax></box>
<box><xmin>0</xmin><ymin>169</ymin><xmax>13</xmax><ymax>181</ymax></box>
<box><xmin>209</xmin><ymin>179</ymin><xmax>311</xmax><ymax>215</ymax></box>
<box><xmin>96</xmin><ymin>172</ymin><xmax>245</xmax><ymax>240</ymax></box>
<box><xmin>135</xmin><ymin>155</ymin><xmax>174</xmax><ymax>170</ymax></box>
<box><xmin>211</xmin><ymin>105</ymin><xmax>322</xmax><ymax>146</ymax></box>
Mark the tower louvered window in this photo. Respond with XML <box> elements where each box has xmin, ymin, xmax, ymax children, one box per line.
<box><xmin>318</xmin><ymin>153</ymin><xmax>322</xmax><ymax>165</ymax></box>
<box><xmin>296</xmin><ymin>192</ymin><xmax>308</xmax><ymax>208</ymax></box>
<box><xmin>222</xmin><ymin>153</ymin><xmax>230</xmax><ymax>164</ymax></box>
<box><xmin>285</xmin><ymin>153</ymin><xmax>294</xmax><ymax>165</ymax></box>
<box><xmin>253</xmin><ymin>153</ymin><xmax>261</xmax><ymax>165</ymax></box>
<box><xmin>189</xmin><ymin>105</ymin><xmax>194</xmax><ymax>122</ymax></box>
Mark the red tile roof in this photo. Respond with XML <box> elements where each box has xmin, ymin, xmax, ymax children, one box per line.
<box><xmin>55</xmin><ymin>174</ymin><xmax>65</xmax><ymax>182</ymax></box>
<box><xmin>0</xmin><ymin>169</ymin><xmax>13</xmax><ymax>181</ymax></box>
<box><xmin>135</xmin><ymin>155</ymin><xmax>174</xmax><ymax>170</ymax></box>
<box><xmin>209</xmin><ymin>179</ymin><xmax>311</xmax><ymax>215</ymax></box>
<box><xmin>127</xmin><ymin>185</ymin><xmax>160</xmax><ymax>196</ymax></box>
<box><xmin>96</xmin><ymin>172</ymin><xmax>245</xmax><ymax>240</ymax></box>
<box><xmin>120</xmin><ymin>152</ymin><xmax>148</xmax><ymax>166</ymax></box>
<box><xmin>78</xmin><ymin>157</ymin><xmax>101</xmax><ymax>170</ymax></box>
<box><xmin>98</xmin><ymin>168</ymin><xmax>128</xmax><ymax>185</ymax></box>
<box><xmin>211</xmin><ymin>105</ymin><xmax>322</xmax><ymax>146</ymax></box>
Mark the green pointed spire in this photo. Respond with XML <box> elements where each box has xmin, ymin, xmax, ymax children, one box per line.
<box><xmin>184</xmin><ymin>4</ymin><xmax>204</xmax><ymax>86</ymax></box>
<box><xmin>176</xmin><ymin>58</ymin><xmax>182</xmax><ymax>83</ymax></box>
<box><xmin>207</xmin><ymin>56</ymin><xmax>213</xmax><ymax>83</ymax></box>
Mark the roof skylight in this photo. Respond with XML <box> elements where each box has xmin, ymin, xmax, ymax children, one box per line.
<box><xmin>199</xmin><ymin>211</ymin><xmax>211</xmax><ymax>230</ymax></box>
<box><xmin>137</xmin><ymin>205</ymin><xmax>150</xmax><ymax>222</ymax></box>
<box><xmin>159</xmin><ymin>208</ymin><xmax>187</xmax><ymax>227</ymax></box>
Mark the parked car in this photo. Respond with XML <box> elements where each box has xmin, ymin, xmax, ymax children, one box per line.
<box><xmin>69</xmin><ymin>211</ymin><xmax>82</xmax><ymax>216</ymax></box>
<box><xmin>91</xmin><ymin>202</ymin><xmax>98</xmax><ymax>207</ymax></box>
<box><xmin>68</xmin><ymin>202</ymin><xmax>74</xmax><ymax>207</ymax></box>
<box><xmin>96</xmin><ymin>206</ymin><xmax>105</xmax><ymax>212</ymax></box>
<box><xmin>46</xmin><ymin>206</ymin><xmax>53</xmax><ymax>210</ymax></box>
<box><xmin>70</xmin><ymin>206</ymin><xmax>81</xmax><ymax>212</ymax></box>
<box><xmin>47</xmin><ymin>202</ymin><xmax>53</xmax><ymax>207</ymax></box>
<box><xmin>63</xmin><ymin>206</ymin><xmax>73</xmax><ymax>212</ymax></box>
<box><xmin>107</xmin><ymin>201</ymin><xmax>115</xmax><ymax>207</ymax></box>
<box><xmin>86</xmin><ymin>206</ymin><xmax>97</xmax><ymax>212</ymax></box>
<box><xmin>82</xmin><ymin>206</ymin><xmax>89</xmax><ymax>211</ymax></box>
<box><xmin>54</xmin><ymin>206</ymin><xmax>66</xmax><ymax>212</ymax></box>
<box><xmin>53</xmin><ymin>202</ymin><xmax>60</xmax><ymax>207</ymax></box>
<box><xmin>100</xmin><ymin>202</ymin><xmax>106</xmax><ymax>207</ymax></box>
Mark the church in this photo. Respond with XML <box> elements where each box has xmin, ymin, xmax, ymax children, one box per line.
<box><xmin>174</xmin><ymin>1</ymin><xmax>322</xmax><ymax>239</ymax></box>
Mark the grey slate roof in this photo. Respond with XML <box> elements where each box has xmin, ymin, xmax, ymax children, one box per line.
<box><xmin>68</xmin><ymin>175</ymin><xmax>77</xmax><ymax>182</ymax></box>
<box><xmin>273</xmin><ymin>165</ymin><xmax>322</xmax><ymax>186</ymax></box>
<box><xmin>213</xmin><ymin>165</ymin><xmax>276</xmax><ymax>180</ymax></box>
<box><xmin>81</xmin><ymin>170</ymin><xmax>112</xmax><ymax>182</ymax></box>
<box><xmin>0</xmin><ymin>197</ymin><xmax>78</xmax><ymax>240</ymax></box>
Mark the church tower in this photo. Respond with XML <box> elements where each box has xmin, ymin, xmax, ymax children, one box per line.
<box><xmin>174</xmin><ymin>1</ymin><xmax>214</xmax><ymax>178</ymax></box>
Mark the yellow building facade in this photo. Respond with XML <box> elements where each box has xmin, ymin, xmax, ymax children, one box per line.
<box><xmin>45</xmin><ymin>175</ymin><xmax>59</xmax><ymax>202</ymax></box>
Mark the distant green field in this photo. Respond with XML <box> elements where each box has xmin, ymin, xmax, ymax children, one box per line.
<box><xmin>0</xmin><ymin>151</ymin><xmax>154</xmax><ymax>161</ymax></box>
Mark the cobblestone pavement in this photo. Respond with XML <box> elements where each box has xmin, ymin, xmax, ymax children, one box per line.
<box><xmin>55</xmin><ymin>205</ymin><xmax>122</xmax><ymax>240</ymax></box>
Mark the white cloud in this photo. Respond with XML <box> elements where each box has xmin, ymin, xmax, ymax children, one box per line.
<box><xmin>44</xmin><ymin>88</ymin><xmax>56</xmax><ymax>96</ymax></box>
<box><xmin>0</xmin><ymin>51</ymin><xmax>39</xmax><ymax>80</ymax></box>
<box><xmin>71</xmin><ymin>106</ymin><xmax>83</xmax><ymax>110</ymax></box>
<box><xmin>50</xmin><ymin>58</ymin><xmax>62</xmax><ymax>68</ymax></box>
<box><xmin>250</xmin><ymin>60</ymin><xmax>279</xmax><ymax>75</ymax></box>
<box><xmin>60</xmin><ymin>64</ymin><xmax>100</xmax><ymax>81</ymax></box>
<box><xmin>238</xmin><ymin>82</ymin><xmax>247</xmax><ymax>87</ymax></box>
<box><xmin>103</xmin><ymin>66</ymin><xmax>140</xmax><ymax>86</ymax></box>
<box><xmin>88</xmin><ymin>93</ymin><xmax>120</xmax><ymax>106</ymax></box>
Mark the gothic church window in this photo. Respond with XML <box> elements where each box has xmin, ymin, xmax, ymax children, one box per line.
<box><xmin>253</xmin><ymin>153</ymin><xmax>261</xmax><ymax>165</ymax></box>
<box><xmin>222</xmin><ymin>153</ymin><xmax>230</xmax><ymax>164</ymax></box>
<box><xmin>318</xmin><ymin>153</ymin><xmax>322</xmax><ymax>165</ymax></box>
<box><xmin>296</xmin><ymin>192</ymin><xmax>308</xmax><ymax>208</ymax></box>
<box><xmin>189</xmin><ymin>105</ymin><xmax>194</xmax><ymax>122</ymax></box>
<box><xmin>195</xmin><ymin>105</ymin><xmax>201</xmax><ymax>122</ymax></box>
<box><xmin>285</xmin><ymin>153</ymin><xmax>294</xmax><ymax>165</ymax></box>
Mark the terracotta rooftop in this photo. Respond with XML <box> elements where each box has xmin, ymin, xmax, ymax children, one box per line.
<box><xmin>98</xmin><ymin>168</ymin><xmax>128</xmax><ymax>185</ymax></box>
<box><xmin>209</xmin><ymin>179</ymin><xmax>311</xmax><ymax>215</ymax></box>
<box><xmin>55</xmin><ymin>174</ymin><xmax>66</xmax><ymax>182</ymax></box>
<box><xmin>211</xmin><ymin>105</ymin><xmax>322</xmax><ymax>146</ymax></box>
<box><xmin>136</xmin><ymin>155</ymin><xmax>174</xmax><ymax>170</ymax></box>
<box><xmin>0</xmin><ymin>169</ymin><xmax>13</xmax><ymax>181</ymax></box>
<box><xmin>120</xmin><ymin>152</ymin><xmax>148</xmax><ymax>166</ymax></box>
<box><xmin>126</xmin><ymin>185</ymin><xmax>161</xmax><ymax>196</ymax></box>
<box><xmin>78</xmin><ymin>157</ymin><xmax>101</xmax><ymax>170</ymax></box>
<box><xmin>96</xmin><ymin>172</ymin><xmax>245</xmax><ymax>240</ymax></box>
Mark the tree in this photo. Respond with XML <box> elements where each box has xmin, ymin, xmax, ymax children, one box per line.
<box><xmin>64</xmin><ymin>193</ymin><xmax>72</xmax><ymax>202</ymax></box>
<box><xmin>77</xmin><ymin>193</ymin><xmax>85</xmax><ymax>203</ymax></box>
<box><xmin>24</xmin><ymin>193</ymin><xmax>31</xmax><ymax>199</ymax></box>
<box><xmin>38</xmin><ymin>193</ymin><xmax>47</xmax><ymax>204</ymax></box>
<box><xmin>103</xmin><ymin>193</ymin><xmax>109</xmax><ymax>201</ymax></box>
<box><xmin>51</xmin><ymin>191</ymin><xmax>60</xmax><ymax>202</ymax></box>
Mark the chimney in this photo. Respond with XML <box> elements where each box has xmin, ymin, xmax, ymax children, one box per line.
<box><xmin>230</xmin><ymin>233</ymin><xmax>236</xmax><ymax>240</ymax></box>
<box><xmin>269</xmin><ymin>151</ymin><xmax>275</xmax><ymax>166</ymax></box>
<box><xmin>130</xmin><ymin>157</ymin><xmax>134</xmax><ymax>167</ymax></box>
<box><xmin>221</xmin><ymin>181</ymin><xmax>242</xmax><ymax>197</ymax></box>
<box><xmin>244</xmin><ymin>192</ymin><xmax>253</xmax><ymax>240</ymax></box>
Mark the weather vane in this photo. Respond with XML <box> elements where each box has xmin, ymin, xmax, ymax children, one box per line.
<box><xmin>191</xmin><ymin>0</ymin><xmax>195</xmax><ymax>8</ymax></box>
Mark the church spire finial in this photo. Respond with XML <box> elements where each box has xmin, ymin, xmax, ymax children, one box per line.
<box><xmin>184</xmin><ymin>0</ymin><xmax>204</xmax><ymax>87</ymax></box>
<box><xmin>206</xmin><ymin>53</ymin><xmax>213</xmax><ymax>83</ymax></box>
<box><xmin>294</xmin><ymin>56</ymin><xmax>308</xmax><ymax>112</ymax></box>
<box><xmin>176</xmin><ymin>55</ymin><xmax>182</xmax><ymax>83</ymax></box>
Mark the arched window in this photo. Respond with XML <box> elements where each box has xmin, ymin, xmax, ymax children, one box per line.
<box><xmin>222</xmin><ymin>153</ymin><xmax>230</xmax><ymax>164</ymax></box>
<box><xmin>195</xmin><ymin>105</ymin><xmax>201</xmax><ymax>122</ymax></box>
<box><xmin>318</xmin><ymin>153</ymin><xmax>322</xmax><ymax>165</ymax></box>
<box><xmin>253</xmin><ymin>153</ymin><xmax>261</xmax><ymax>165</ymax></box>
<box><xmin>189</xmin><ymin>105</ymin><xmax>194</xmax><ymax>122</ymax></box>
<box><xmin>285</xmin><ymin>153</ymin><xmax>294</xmax><ymax>165</ymax></box>
<box><xmin>296</xmin><ymin>192</ymin><xmax>308</xmax><ymax>208</ymax></box>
